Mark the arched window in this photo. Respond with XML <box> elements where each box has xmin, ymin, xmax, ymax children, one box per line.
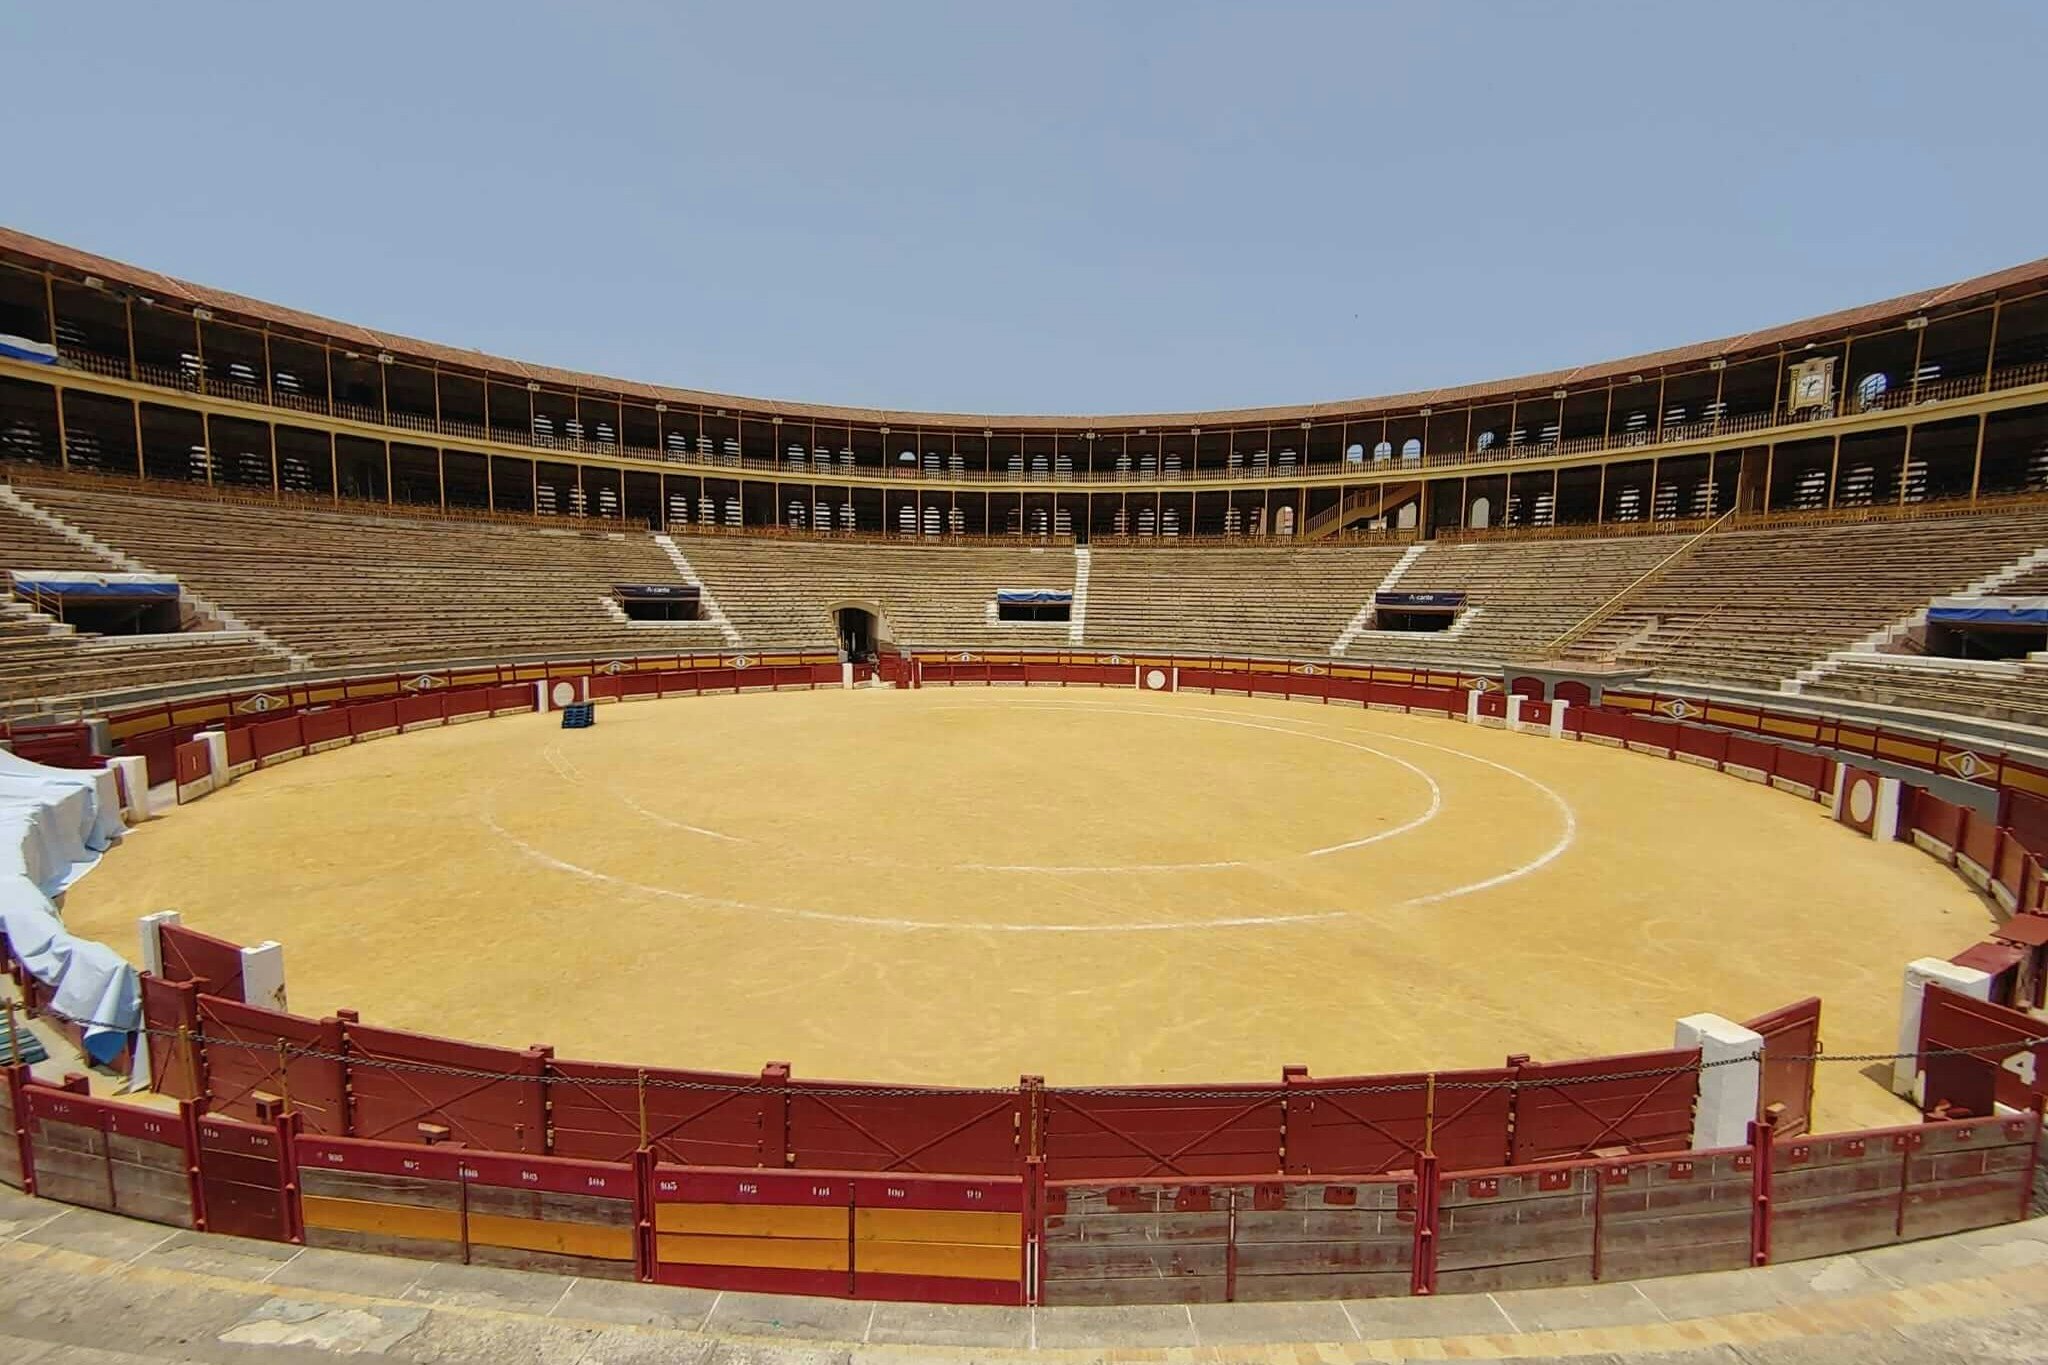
<box><xmin>1476</xmin><ymin>430</ymin><xmax>1495</xmax><ymax>451</ymax></box>
<box><xmin>1345</xmin><ymin>443</ymin><xmax>1365</xmax><ymax>464</ymax></box>
<box><xmin>1400</xmin><ymin>438</ymin><xmax>1422</xmax><ymax>460</ymax></box>
<box><xmin>1856</xmin><ymin>372</ymin><xmax>1889</xmax><ymax>410</ymax></box>
<box><xmin>1468</xmin><ymin>496</ymin><xmax>1490</xmax><ymax>529</ymax></box>
<box><xmin>1275</xmin><ymin>505</ymin><xmax>1296</xmax><ymax>536</ymax></box>
<box><xmin>1396</xmin><ymin>503</ymin><xmax>1417</xmax><ymax>529</ymax></box>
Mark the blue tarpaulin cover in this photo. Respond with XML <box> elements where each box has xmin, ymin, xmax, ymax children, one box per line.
<box><xmin>996</xmin><ymin>588</ymin><xmax>1073</xmax><ymax>604</ymax></box>
<box><xmin>0</xmin><ymin>334</ymin><xmax>57</xmax><ymax>366</ymax></box>
<box><xmin>0</xmin><ymin>751</ymin><xmax>137</xmax><ymax>1071</ymax></box>
<box><xmin>11</xmin><ymin>572</ymin><xmax>180</xmax><ymax>599</ymax></box>
<box><xmin>1927</xmin><ymin>595</ymin><xmax>2048</xmax><ymax>627</ymax></box>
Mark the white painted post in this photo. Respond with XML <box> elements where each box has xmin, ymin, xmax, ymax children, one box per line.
<box><xmin>138</xmin><ymin>909</ymin><xmax>181</xmax><ymax>977</ymax></box>
<box><xmin>108</xmin><ymin>755</ymin><xmax>150</xmax><ymax>822</ymax></box>
<box><xmin>1506</xmin><ymin>695</ymin><xmax>1525</xmax><ymax>731</ymax></box>
<box><xmin>535</xmin><ymin>680</ymin><xmax>551</xmax><ymax>712</ymax></box>
<box><xmin>1673</xmin><ymin>1014</ymin><xmax>1764</xmax><ymax>1150</ymax></box>
<box><xmin>199</xmin><ymin>730</ymin><xmax>229</xmax><ymax>787</ymax></box>
<box><xmin>1465</xmin><ymin>688</ymin><xmax>1481</xmax><ymax>724</ymax></box>
<box><xmin>1893</xmin><ymin>957</ymin><xmax>1994</xmax><ymax>1098</ymax></box>
<box><xmin>1874</xmin><ymin>777</ymin><xmax>1902</xmax><ymax>840</ymax></box>
<box><xmin>841</xmin><ymin>660</ymin><xmax>853</xmax><ymax>688</ymax></box>
<box><xmin>1829</xmin><ymin>765</ymin><xmax>1848</xmax><ymax>820</ymax></box>
<box><xmin>1549</xmin><ymin>699</ymin><xmax>1569</xmax><ymax>739</ymax></box>
<box><xmin>239</xmin><ymin>940</ymin><xmax>287</xmax><ymax>1011</ymax></box>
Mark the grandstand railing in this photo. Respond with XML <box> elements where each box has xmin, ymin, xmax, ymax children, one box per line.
<box><xmin>27</xmin><ymin>343</ymin><xmax>2048</xmax><ymax>488</ymax></box>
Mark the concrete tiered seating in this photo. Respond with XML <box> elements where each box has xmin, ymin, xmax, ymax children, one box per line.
<box><xmin>1085</xmin><ymin>543</ymin><xmax>1409</xmax><ymax>656</ymax></box>
<box><xmin>678</xmin><ymin>536</ymin><xmax>1077</xmax><ymax>650</ymax></box>
<box><xmin>1341</xmin><ymin>537</ymin><xmax>1683</xmax><ymax>666</ymax></box>
<box><xmin>0</xmin><ymin>502</ymin><xmax>115</xmax><ymax>574</ymax></box>
<box><xmin>1594</xmin><ymin>512</ymin><xmax>2048</xmax><ymax>689</ymax></box>
<box><xmin>1806</xmin><ymin>655</ymin><xmax>2048</xmax><ymax>729</ymax></box>
<box><xmin>0</xmin><ymin>499</ymin><xmax>287</xmax><ymax>713</ymax></box>
<box><xmin>15</xmin><ymin>484</ymin><xmax>722</xmax><ymax>670</ymax></box>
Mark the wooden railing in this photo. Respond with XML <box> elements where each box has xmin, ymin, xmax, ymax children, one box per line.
<box><xmin>1540</xmin><ymin>510</ymin><xmax>1737</xmax><ymax>657</ymax></box>
<box><xmin>28</xmin><ymin>343</ymin><xmax>2048</xmax><ymax>489</ymax></box>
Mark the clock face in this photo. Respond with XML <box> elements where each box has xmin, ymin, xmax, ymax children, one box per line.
<box><xmin>1797</xmin><ymin>372</ymin><xmax>1826</xmax><ymax>400</ymax></box>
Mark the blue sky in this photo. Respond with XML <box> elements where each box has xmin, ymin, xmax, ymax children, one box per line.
<box><xmin>4</xmin><ymin>3</ymin><xmax>2043</xmax><ymax>414</ymax></box>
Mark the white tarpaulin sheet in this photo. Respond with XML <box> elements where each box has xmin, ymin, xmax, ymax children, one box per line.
<box><xmin>0</xmin><ymin>751</ymin><xmax>136</xmax><ymax>1068</ymax></box>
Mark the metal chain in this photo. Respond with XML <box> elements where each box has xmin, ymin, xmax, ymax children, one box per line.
<box><xmin>19</xmin><ymin>1003</ymin><xmax>2043</xmax><ymax>1102</ymax></box>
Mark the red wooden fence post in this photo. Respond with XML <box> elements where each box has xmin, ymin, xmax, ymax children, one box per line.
<box><xmin>334</xmin><ymin>1009</ymin><xmax>359</xmax><ymax>1136</ymax></box>
<box><xmin>180</xmin><ymin>1098</ymin><xmax>207</xmax><ymax>1232</ymax></box>
<box><xmin>1023</xmin><ymin>1155</ymin><xmax>1045</xmax><ymax>1307</ymax></box>
<box><xmin>268</xmin><ymin>1102</ymin><xmax>305</xmax><ymax>1244</ymax></box>
<box><xmin>633</xmin><ymin>1145</ymin><xmax>657</xmax><ymax>1283</ymax></box>
<box><xmin>1409</xmin><ymin>1153</ymin><xmax>1440</xmax><ymax>1295</ymax></box>
<box><xmin>1019</xmin><ymin>1074</ymin><xmax>1045</xmax><ymax>1174</ymax></box>
<box><xmin>2020</xmin><ymin>1099</ymin><xmax>2045</xmax><ymax>1223</ymax></box>
<box><xmin>5</xmin><ymin>1062</ymin><xmax>33</xmax><ymax>1196</ymax></box>
<box><xmin>1748</xmin><ymin>1114</ymin><xmax>1775</xmax><ymax>1266</ymax></box>
<box><xmin>760</xmin><ymin>1062</ymin><xmax>791</xmax><ymax>1167</ymax></box>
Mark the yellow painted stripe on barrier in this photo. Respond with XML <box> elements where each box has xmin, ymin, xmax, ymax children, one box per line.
<box><xmin>656</xmin><ymin>1233</ymin><xmax>849</xmax><ymax>1272</ymax></box>
<box><xmin>1606</xmin><ymin>693</ymin><xmax>1651</xmax><ymax>711</ymax></box>
<box><xmin>2003</xmin><ymin>765</ymin><xmax>2048</xmax><ymax>795</ymax></box>
<box><xmin>857</xmin><ymin>1239</ymin><xmax>1020</xmax><ymax>1281</ymax></box>
<box><xmin>854</xmin><ymin>1208</ymin><xmax>1019</xmax><ymax>1248</ymax></box>
<box><xmin>465</xmin><ymin>1212</ymin><xmax>634</xmax><ymax>1262</ymax></box>
<box><xmin>1703</xmin><ymin>706</ymin><xmax>1754</xmax><ymax>726</ymax></box>
<box><xmin>1875</xmin><ymin>737</ymin><xmax>1939</xmax><ymax>764</ymax></box>
<box><xmin>654</xmin><ymin>1203</ymin><xmax>847</xmax><ymax>1239</ymax></box>
<box><xmin>301</xmin><ymin>1193</ymin><xmax>461</xmax><ymax>1242</ymax></box>
<box><xmin>171</xmin><ymin>702</ymin><xmax>230</xmax><ymax>725</ymax></box>
<box><xmin>108</xmin><ymin>715</ymin><xmax>168</xmax><ymax>740</ymax></box>
<box><xmin>1759</xmin><ymin>715</ymin><xmax>1817</xmax><ymax>738</ymax></box>
<box><xmin>514</xmin><ymin>668</ymin><xmax>548</xmax><ymax>681</ymax></box>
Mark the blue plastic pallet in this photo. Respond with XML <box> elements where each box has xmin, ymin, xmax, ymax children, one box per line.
<box><xmin>561</xmin><ymin>702</ymin><xmax>596</xmax><ymax>729</ymax></box>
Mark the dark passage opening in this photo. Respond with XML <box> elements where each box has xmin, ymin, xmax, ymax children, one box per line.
<box><xmin>615</xmin><ymin>584</ymin><xmax>702</xmax><ymax>621</ymax></box>
<box><xmin>997</xmin><ymin>600</ymin><xmax>1071</xmax><ymax>622</ymax></box>
<box><xmin>837</xmin><ymin>606</ymin><xmax>877</xmax><ymax>659</ymax></box>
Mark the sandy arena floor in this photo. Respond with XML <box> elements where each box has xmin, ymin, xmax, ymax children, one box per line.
<box><xmin>62</xmin><ymin>688</ymin><xmax>1997</xmax><ymax>1130</ymax></box>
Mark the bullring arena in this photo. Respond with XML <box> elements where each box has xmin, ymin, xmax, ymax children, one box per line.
<box><xmin>60</xmin><ymin>686</ymin><xmax>1988</xmax><ymax>1130</ymax></box>
<box><xmin>0</xmin><ymin>226</ymin><xmax>2045</xmax><ymax>1362</ymax></box>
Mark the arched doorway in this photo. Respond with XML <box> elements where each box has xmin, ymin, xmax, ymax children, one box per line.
<box><xmin>829</xmin><ymin>599</ymin><xmax>890</xmax><ymax>662</ymax></box>
<box><xmin>835</xmin><ymin>607</ymin><xmax>878</xmax><ymax>661</ymax></box>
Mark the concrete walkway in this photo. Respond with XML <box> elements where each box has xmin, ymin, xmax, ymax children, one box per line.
<box><xmin>0</xmin><ymin>1185</ymin><xmax>2044</xmax><ymax>1363</ymax></box>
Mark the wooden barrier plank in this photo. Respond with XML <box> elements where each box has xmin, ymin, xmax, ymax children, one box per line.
<box><xmin>656</xmin><ymin>1233</ymin><xmax>850</xmax><ymax>1272</ymax></box>
<box><xmin>853</xmin><ymin>1207</ymin><xmax>1017</xmax><ymax>1247</ymax></box>
<box><xmin>655</xmin><ymin>1202</ymin><xmax>846</xmax><ymax>1239</ymax></box>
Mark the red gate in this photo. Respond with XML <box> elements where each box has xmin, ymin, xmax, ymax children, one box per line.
<box><xmin>1744</xmin><ymin>997</ymin><xmax>1821</xmax><ymax>1139</ymax></box>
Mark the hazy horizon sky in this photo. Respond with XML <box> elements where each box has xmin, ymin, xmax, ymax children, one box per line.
<box><xmin>4</xmin><ymin>2</ymin><xmax>2043</xmax><ymax>415</ymax></box>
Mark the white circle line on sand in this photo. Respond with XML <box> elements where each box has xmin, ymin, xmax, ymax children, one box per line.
<box><xmin>924</xmin><ymin>706</ymin><xmax>1443</xmax><ymax>872</ymax></box>
<box><xmin>542</xmin><ymin>702</ymin><xmax>1443</xmax><ymax>873</ymax></box>
<box><xmin>486</xmin><ymin>694</ymin><xmax>1578</xmax><ymax>932</ymax></box>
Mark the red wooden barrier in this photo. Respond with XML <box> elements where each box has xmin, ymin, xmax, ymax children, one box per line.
<box><xmin>299</xmin><ymin>708</ymin><xmax>352</xmax><ymax>749</ymax></box>
<box><xmin>340</xmin><ymin>1022</ymin><xmax>547</xmax><ymax>1152</ymax></box>
<box><xmin>395</xmin><ymin>693</ymin><xmax>445</xmax><ymax>729</ymax></box>
<box><xmin>350</xmin><ymin>698</ymin><xmax>400</xmax><ymax>737</ymax></box>
<box><xmin>224</xmin><ymin>726</ymin><xmax>255</xmax><ymax>768</ymax></box>
<box><xmin>1039</xmin><ymin>1084</ymin><xmax>1286</xmax><ymax>1179</ymax></box>
<box><xmin>784</xmin><ymin>1079</ymin><xmax>1023</xmax><ymax>1175</ymax></box>
<box><xmin>194</xmin><ymin>1113</ymin><xmax>296</xmax><ymax>1244</ymax></box>
<box><xmin>1508</xmin><ymin>1050</ymin><xmax>1700</xmax><ymax>1163</ymax></box>
<box><xmin>157</xmin><ymin>923</ymin><xmax>245</xmax><ymax>999</ymax></box>
<box><xmin>1744</xmin><ymin>998</ymin><xmax>1821</xmax><ymax>1139</ymax></box>
<box><xmin>195</xmin><ymin>996</ymin><xmax>349</xmax><ymax>1134</ymax></box>
<box><xmin>1917</xmin><ymin>986</ymin><xmax>2047</xmax><ymax>1116</ymax></box>
<box><xmin>1283</xmin><ymin>1067</ymin><xmax>1515</xmax><ymax>1175</ymax></box>
<box><xmin>249</xmin><ymin>715</ymin><xmax>305</xmax><ymax>762</ymax></box>
<box><xmin>546</xmin><ymin>1059</ymin><xmax>782</xmax><ymax>1167</ymax></box>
